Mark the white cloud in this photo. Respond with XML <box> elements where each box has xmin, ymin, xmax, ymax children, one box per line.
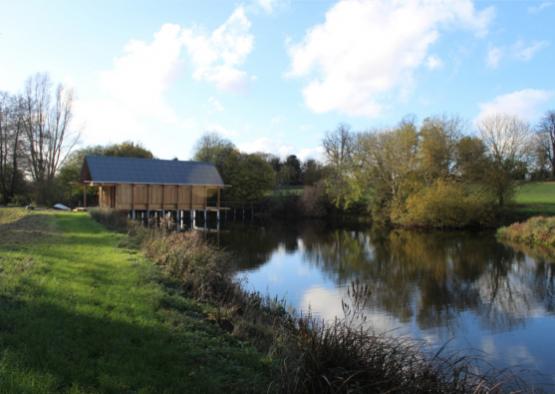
<box><xmin>239</xmin><ymin>137</ymin><xmax>293</xmax><ymax>156</ymax></box>
<box><xmin>287</xmin><ymin>0</ymin><xmax>494</xmax><ymax>117</ymax></box>
<box><xmin>528</xmin><ymin>1</ymin><xmax>554</xmax><ymax>14</ymax></box>
<box><xmin>99</xmin><ymin>23</ymin><xmax>184</xmax><ymax>123</ymax></box>
<box><xmin>297</xmin><ymin>146</ymin><xmax>324</xmax><ymax>161</ymax></box>
<box><xmin>74</xmin><ymin>6</ymin><xmax>254</xmax><ymax>158</ymax></box>
<box><xmin>201</xmin><ymin>123</ymin><xmax>238</xmax><ymax>138</ymax></box>
<box><xmin>426</xmin><ymin>55</ymin><xmax>443</xmax><ymax>70</ymax></box>
<box><xmin>476</xmin><ymin>89</ymin><xmax>553</xmax><ymax>123</ymax></box>
<box><xmin>207</xmin><ymin>96</ymin><xmax>224</xmax><ymax>112</ymax></box>
<box><xmin>512</xmin><ymin>39</ymin><xmax>549</xmax><ymax>61</ymax></box>
<box><xmin>74</xmin><ymin>23</ymin><xmax>191</xmax><ymax>153</ymax></box>
<box><xmin>182</xmin><ymin>6</ymin><xmax>254</xmax><ymax>92</ymax></box>
<box><xmin>486</xmin><ymin>46</ymin><xmax>503</xmax><ymax>68</ymax></box>
<box><xmin>237</xmin><ymin>137</ymin><xmax>321</xmax><ymax>160</ymax></box>
<box><xmin>257</xmin><ymin>0</ymin><xmax>277</xmax><ymax>13</ymax></box>
<box><xmin>485</xmin><ymin>40</ymin><xmax>549</xmax><ymax>68</ymax></box>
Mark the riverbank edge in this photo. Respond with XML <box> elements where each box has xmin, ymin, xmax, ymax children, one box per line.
<box><xmin>90</xmin><ymin>208</ymin><xmax>531</xmax><ymax>393</ymax></box>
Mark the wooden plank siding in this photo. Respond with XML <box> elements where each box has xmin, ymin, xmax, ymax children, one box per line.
<box><xmin>101</xmin><ymin>183</ymin><xmax>222</xmax><ymax>211</ymax></box>
<box><xmin>177</xmin><ymin>186</ymin><xmax>192</xmax><ymax>209</ymax></box>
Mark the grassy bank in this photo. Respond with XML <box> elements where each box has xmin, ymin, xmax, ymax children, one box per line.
<box><xmin>498</xmin><ymin>216</ymin><xmax>555</xmax><ymax>260</ymax></box>
<box><xmin>0</xmin><ymin>208</ymin><xmax>269</xmax><ymax>393</ymax></box>
<box><xmin>513</xmin><ymin>181</ymin><xmax>555</xmax><ymax>218</ymax></box>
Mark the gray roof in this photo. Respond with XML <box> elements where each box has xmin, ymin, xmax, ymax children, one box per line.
<box><xmin>82</xmin><ymin>156</ymin><xmax>224</xmax><ymax>186</ymax></box>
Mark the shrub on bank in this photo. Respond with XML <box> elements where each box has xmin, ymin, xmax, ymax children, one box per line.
<box><xmin>396</xmin><ymin>180</ymin><xmax>497</xmax><ymax>228</ymax></box>
<box><xmin>498</xmin><ymin>216</ymin><xmax>555</xmax><ymax>249</ymax></box>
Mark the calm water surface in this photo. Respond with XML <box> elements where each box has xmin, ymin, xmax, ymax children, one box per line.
<box><xmin>217</xmin><ymin>222</ymin><xmax>555</xmax><ymax>388</ymax></box>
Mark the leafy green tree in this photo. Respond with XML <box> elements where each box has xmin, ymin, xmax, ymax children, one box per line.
<box><xmin>302</xmin><ymin>159</ymin><xmax>325</xmax><ymax>185</ymax></box>
<box><xmin>103</xmin><ymin>141</ymin><xmax>153</xmax><ymax>158</ymax></box>
<box><xmin>193</xmin><ymin>133</ymin><xmax>275</xmax><ymax>205</ymax></box>
<box><xmin>57</xmin><ymin>142</ymin><xmax>154</xmax><ymax>206</ymax></box>
<box><xmin>455</xmin><ymin>136</ymin><xmax>488</xmax><ymax>182</ymax></box>
<box><xmin>193</xmin><ymin>133</ymin><xmax>235</xmax><ymax>164</ymax></box>
<box><xmin>283</xmin><ymin>154</ymin><xmax>302</xmax><ymax>185</ymax></box>
<box><xmin>356</xmin><ymin>121</ymin><xmax>419</xmax><ymax>222</ymax></box>
<box><xmin>418</xmin><ymin>116</ymin><xmax>461</xmax><ymax>182</ymax></box>
<box><xmin>322</xmin><ymin>124</ymin><xmax>360</xmax><ymax>209</ymax></box>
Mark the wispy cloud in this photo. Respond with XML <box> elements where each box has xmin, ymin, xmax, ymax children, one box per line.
<box><xmin>512</xmin><ymin>39</ymin><xmax>549</xmax><ymax>61</ymax></box>
<box><xmin>486</xmin><ymin>39</ymin><xmax>549</xmax><ymax>68</ymax></box>
<box><xmin>486</xmin><ymin>46</ymin><xmax>503</xmax><ymax>68</ymax></box>
<box><xmin>528</xmin><ymin>1</ymin><xmax>554</xmax><ymax>14</ymax></box>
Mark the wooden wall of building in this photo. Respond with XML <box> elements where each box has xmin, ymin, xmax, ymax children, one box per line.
<box><xmin>99</xmin><ymin>184</ymin><xmax>221</xmax><ymax>210</ymax></box>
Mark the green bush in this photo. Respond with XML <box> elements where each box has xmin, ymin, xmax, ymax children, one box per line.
<box><xmin>397</xmin><ymin>180</ymin><xmax>497</xmax><ymax>228</ymax></box>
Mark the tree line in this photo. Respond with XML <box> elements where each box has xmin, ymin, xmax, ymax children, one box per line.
<box><xmin>322</xmin><ymin>112</ymin><xmax>555</xmax><ymax>227</ymax></box>
<box><xmin>2</xmin><ymin>73</ymin><xmax>554</xmax><ymax>228</ymax></box>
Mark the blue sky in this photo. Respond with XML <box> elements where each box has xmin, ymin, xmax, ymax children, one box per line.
<box><xmin>1</xmin><ymin>0</ymin><xmax>554</xmax><ymax>160</ymax></box>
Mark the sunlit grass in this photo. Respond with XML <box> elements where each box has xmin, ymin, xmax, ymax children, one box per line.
<box><xmin>0</xmin><ymin>209</ymin><xmax>268</xmax><ymax>393</ymax></box>
<box><xmin>512</xmin><ymin>181</ymin><xmax>555</xmax><ymax>217</ymax></box>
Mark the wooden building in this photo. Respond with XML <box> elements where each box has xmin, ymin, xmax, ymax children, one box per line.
<box><xmin>81</xmin><ymin>156</ymin><xmax>225</xmax><ymax>226</ymax></box>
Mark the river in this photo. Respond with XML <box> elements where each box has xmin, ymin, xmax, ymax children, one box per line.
<box><xmin>214</xmin><ymin>221</ymin><xmax>555</xmax><ymax>389</ymax></box>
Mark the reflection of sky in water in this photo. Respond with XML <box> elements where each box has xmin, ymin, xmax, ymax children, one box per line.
<box><xmin>231</xmin><ymin>226</ymin><xmax>555</xmax><ymax>388</ymax></box>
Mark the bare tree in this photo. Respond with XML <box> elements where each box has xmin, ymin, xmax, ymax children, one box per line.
<box><xmin>0</xmin><ymin>92</ymin><xmax>25</xmax><ymax>204</ymax></box>
<box><xmin>478</xmin><ymin>114</ymin><xmax>531</xmax><ymax>206</ymax></box>
<box><xmin>22</xmin><ymin>73</ymin><xmax>79</xmax><ymax>204</ymax></box>
<box><xmin>536</xmin><ymin>111</ymin><xmax>555</xmax><ymax>178</ymax></box>
<box><xmin>478</xmin><ymin>114</ymin><xmax>531</xmax><ymax>166</ymax></box>
<box><xmin>323</xmin><ymin>123</ymin><xmax>355</xmax><ymax>169</ymax></box>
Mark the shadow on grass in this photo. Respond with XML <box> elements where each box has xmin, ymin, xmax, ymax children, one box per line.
<box><xmin>0</xmin><ymin>296</ymin><xmax>267</xmax><ymax>393</ymax></box>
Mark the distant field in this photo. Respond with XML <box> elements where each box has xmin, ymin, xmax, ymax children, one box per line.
<box><xmin>513</xmin><ymin>181</ymin><xmax>555</xmax><ymax>217</ymax></box>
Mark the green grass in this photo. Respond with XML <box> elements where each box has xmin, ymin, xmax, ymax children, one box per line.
<box><xmin>0</xmin><ymin>208</ymin><xmax>269</xmax><ymax>393</ymax></box>
<box><xmin>512</xmin><ymin>181</ymin><xmax>555</xmax><ymax>218</ymax></box>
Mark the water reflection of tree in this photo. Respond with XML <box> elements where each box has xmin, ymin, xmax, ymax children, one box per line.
<box><xmin>299</xmin><ymin>227</ymin><xmax>555</xmax><ymax>332</ymax></box>
<box><xmin>223</xmin><ymin>222</ymin><xmax>555</xmax><ymax>331</ymax></box>
<box><xmin>218</xmin><ymin>222</ymin><xmax>310</xmax><ymax>271</ymax></box>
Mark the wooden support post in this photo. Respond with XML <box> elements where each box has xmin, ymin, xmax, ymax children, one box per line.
<box><xmin>191</xmin><ymin>210</ymin><xmax>196</xmax><ymax>229</ymax></box>
<box><xmin>83</xmin><ymin>184</ymin><xmax>87</xmax><ymax>208</ymax></box>
<box><xmin>146</xmin><ymin>184</ymin><xmax>150</xmax><ymax>218</ymax></box>
<box><xmin>131</xmin><ymin>183</ymin><xmax>135</xmax><ymax>212</ymax></box>
<box><xmin>217</xmin><ymin>188</ymin><xmax>221</xmax><ymax>210</ymax></box>
<box><xmin>161</xmin><ymin>184</ymin><xmax>165</xmax><ymax>213</ymax></box>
